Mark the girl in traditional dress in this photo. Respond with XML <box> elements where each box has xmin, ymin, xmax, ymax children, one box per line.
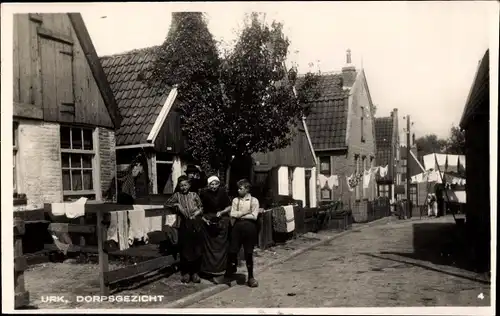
<box><xmin>198</xmin><ymin>176</ymin><xmax>232</xmax><ymax>278</ymax></box>
<box><xmin>164</xmin><ymin>175</ymin><xmax>203</xmax><ymax>283</ymax></box>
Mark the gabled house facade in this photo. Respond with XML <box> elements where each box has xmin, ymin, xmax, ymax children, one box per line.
<box><xmin>12</xmin><ymin>13</ymin><xmax>121</xmax><ymax>206</ymax></box>
<box><xmin>398</xmin><ymin>142</ymin><xmax>426</xmax><ymax>206</ymax></box>
<box><xmin>374</xmin><ymin>109</ymin><xmax>401</xmax><ymax>198</ymax></box>
<box><xmin>459</xmin><ymin>49</ymin><xmax>490</xmax><ymax>273</ymax></box>
<box><xmin>298</xmin><ymin>50</ymin><xmax>378</xmax><ymax>217</ymax></box>
<box><xmin>252</xmin><ymin>119</ymin><xmax>317</xmax><ymax>208</ymax></box>
<box><xmin>100</xmin><ymin>46</ymin><xmax>186</xmax><ymax>196</ymax></box>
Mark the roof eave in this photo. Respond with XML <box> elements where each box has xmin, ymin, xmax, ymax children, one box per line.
<box><xmin>68</xmin><ymin>13</ymin><xmax>123</xmax><ymax>129</ymax></box>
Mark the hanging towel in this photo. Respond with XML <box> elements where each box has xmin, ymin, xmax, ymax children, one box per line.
<box><xmin>379</xmin><ymin>165</ymin><xmax>388</xmax><ymax>177</ymax></box>
<box><xmin>117</xmin><ymin>211</ymin><xmax>129</xmax><ymax>251</ymax></box>
<box><xmin>318</xmin><ymin>174</ymin><xmax>328</xmax><ymax>189</ymax></box>
<box><xmin>363</xmin><ymin>170</ymin><xmax>371</xmax><ymax>189</ymax></box>
<box><xmin>145</xmin><ymin>216</ymin><xmax>163</xmax><ymax>233</ymax></box>
<box><xmin>283</xmin><ymin>205</ymin><xmax>295</xmax><ymax>233</ymax></box>
<box><xmin>435</xmin><ymin>154</ymin><xmax>447</xmax><ymax>169</ymax></box>
<box><xmin>446</xmin><ymin>155</ymin><xmax>459</xmax><ymax>172</ymax></box>
<box><xmin>128</xmin><ymin>205</ymin><xmax>148</xmax><ymax>246</ymax></box>
<box><xmin>271</xmin><ymin>206</ymin><xmax>287</xmax><ymax>233</ymax></box>
<box><xmin>326</xmin><ymin>175</ymin><xmax>338</xmax><ymax>189</ymax></box>
<box><xmin>423</xmin><ymin>154</ymin><xmax>435</xmax><ymax>171</ymax></box>
<box><xmin>65</xmin><ymin>197</ymin><xmax>87</xmax><ymax>219</ymax></box>
<box><xmin>106</xmin><ymin>211</ymin><xmax>129</xmax><ymax>250</ymax></box>
<box><xmin>165</xmin><ymin>214</ymin><xmax>178</xmax><ymax>227</ymax></box>
<box><xmin>51</xmin><ymin>203</ymin><xmax>66</xmax><ymax>217</ymax></box>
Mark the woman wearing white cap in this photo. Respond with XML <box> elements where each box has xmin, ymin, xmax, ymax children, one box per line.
<box><xmin>198</xmin><ymin>176</ymin><xmax>232</xmax><ymax>278</ymax></box>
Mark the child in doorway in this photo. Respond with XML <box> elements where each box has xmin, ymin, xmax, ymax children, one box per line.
<box><xmin>216</xmin><ymin>179</ymin><xmax>260</xmax><ymax>287</ymax></box>
<box><xmin>164</xmin><ymin>175</ymin><xmax>203</xmax><ymax>283</ymax></box>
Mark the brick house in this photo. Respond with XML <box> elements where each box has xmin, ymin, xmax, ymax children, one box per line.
<box><xmin>459</xmin><ymin>49</ymin><xmax>490</xmax><ymax>272</ymax></box>
<box><xmin>100</xmin><ymin>46</ymin><xmax>317</xmax><ymax>204</ymax></box>
<box><xmin>298</xmin><ymin>50</ymin><xmax>378</xmax><ymax>219</ymax></box>
<box><xmin>12</xmin><ymin>13</ymin><xmax>121</xmax><ymax>206</ymax></box>
<box><xmin>374</xmin><ymin>109</ymin><xmax>401</xmax><ymax>199</ymax></box>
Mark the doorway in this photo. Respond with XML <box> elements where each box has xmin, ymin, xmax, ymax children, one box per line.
<box><xmin>157</xmin><ymin>162</ymin><xmax>173</xmax><ymax>194</ymax></box>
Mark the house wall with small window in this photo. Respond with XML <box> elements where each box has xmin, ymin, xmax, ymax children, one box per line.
<box><xmin>316</xmin><ymin>71</ymin><xmax>377</xmax><ymax>207</ymax></box>
<box><xmin>12</xmin><ymin>13</ymin><xmax>120</xmax><ymax>206</ymax></box>
<box><xmin>14</xmin><ymin>120</ymin><xmax>116</xmax><ymax>205</ymax></box>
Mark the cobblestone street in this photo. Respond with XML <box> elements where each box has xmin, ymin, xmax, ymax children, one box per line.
<box><xmin>191</xmin><ymin>216</ymin><xmax>491</xmax><ymax>308</ymax></box>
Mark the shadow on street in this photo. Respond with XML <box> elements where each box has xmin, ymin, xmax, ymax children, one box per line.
<box><xmin>360</xmin><ymin>220</ymin><xmax>490</xmax><ymax>285</ymax></box>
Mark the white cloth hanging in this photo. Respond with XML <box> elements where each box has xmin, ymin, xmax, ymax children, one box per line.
<box><xmin>446</xmin><ymin>154</ymin><xmax>459</xmax><ymax>172</ymax></box>
<box><xmin>363</xmin><ymin>170</ymin><xmax>371</xmax><ymax>189</ymax></box>
<box><xmin>435</xmin><ymin>154</ymin><xmax>447</xmax><ymax>169</ymax></box>
<box><xmin>379</xmin><ymin>165</ymin><xmax>388</xmax><ymax>177</ymax></box>
<box><xmin>318</xmin><ymin>174</ymin><xmax>328</xmax><ymax>189</ymax></box>
<box><xmin>326</xmin><ymin>175</ymin><xmax>339</xmax><ymax>189</ymax></box>
<box><xmin>423</xmin><ymin>154</ymin><xmax>436</xmax><ymax>171</ymax></box>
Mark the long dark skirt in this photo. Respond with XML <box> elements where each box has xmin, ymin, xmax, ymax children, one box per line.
<box><xmin>178</xmin><ymin>216</ymin><xmax>202</xmax><ymax>263</ymax></box>
<box><xmin>199</xmin><ymin>214</ymin><xmax>230</xmax><ymax>275</ymax></box>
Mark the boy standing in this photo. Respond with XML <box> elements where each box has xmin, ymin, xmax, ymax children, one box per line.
<box><xmin>216</xmin><ymin>179</ymin><xmax>260</xmax><ymax>287</ymax></box>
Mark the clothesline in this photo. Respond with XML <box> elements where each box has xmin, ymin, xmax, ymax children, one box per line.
<box><xmin>318</xmin><ymin>164</ymin><xmax>389</xmax><ymax>191</ymax></box>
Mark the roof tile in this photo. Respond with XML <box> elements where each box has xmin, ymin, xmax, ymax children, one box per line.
<box><xmin>99</xmin><ymin>46</ymin><xmax>173</xmax><ymax>146</ymax></box>
<box><xmin>298</xmin><ymin>74</ymin><xmax>349</xmax><ymax>150</ymax></box>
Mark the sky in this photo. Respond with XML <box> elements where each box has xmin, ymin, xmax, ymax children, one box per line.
<box><xmin>4</xmin><ymin>2</ymin><xmax>496</xmax><ymax>141</ymax></box>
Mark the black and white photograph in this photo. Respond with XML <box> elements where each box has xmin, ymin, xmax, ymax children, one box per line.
<box><xmin>1</xmin><ymin>2</ymin><xmax>497</xmax><ymax>314</ymax></box>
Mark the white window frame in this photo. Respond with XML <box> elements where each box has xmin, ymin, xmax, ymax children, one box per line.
<box><xmin>319</xmin><ymin>156</ymin><xmax>332</xmax><ymax>201</ymax></box>
<box><xmin>60</xmin><ymin>126</ymin><xmax>99</xmax><ymax>200</ymax></box>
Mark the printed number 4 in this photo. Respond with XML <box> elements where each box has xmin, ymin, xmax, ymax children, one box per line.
<box><xmin>478</xmin><ymin>293</ymin><xmax>485</xmax><ymax>300</ymax></box>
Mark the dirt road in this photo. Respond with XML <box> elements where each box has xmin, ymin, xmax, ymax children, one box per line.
<box><xmin>191</xmin><ymin>216</ymin><xmax>491</xmax><ymax>308</ymax></box>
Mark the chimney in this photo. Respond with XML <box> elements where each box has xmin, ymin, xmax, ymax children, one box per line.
<box><xmin>342</xmin><ymin>49</ymin><xmax>357</xmax><ymax>87</ymax></box>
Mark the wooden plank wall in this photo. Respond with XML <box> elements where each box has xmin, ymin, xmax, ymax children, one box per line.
<box><xmin>13</xmin><ymin>13</ymin><xmax>113</xmax><ymax>128</ymax></box>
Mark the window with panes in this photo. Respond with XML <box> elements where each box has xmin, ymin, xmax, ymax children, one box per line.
<box><xmin>378</xmin><ymin>184</ymin><xmax>390</xmax><ymax>197</ymax></box>
<box><xmin>319</xmin><ymin>156</ymin><xmax>332</xmax><ymax>200</ymax></box>
<box><xmin>60</xmin><ymin>126</ymin><xmax>96</xmax><ymax>201</ymax></box>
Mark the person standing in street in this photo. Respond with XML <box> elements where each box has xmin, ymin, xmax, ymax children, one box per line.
<box><xmin>164</xmin><ymin>175</ymin><xmax>203</xmax><ymax>283</ymax></box>
<box><xmin>198</xmin><ymin>176</ymin><xmax>232</xmax><ymax>278</ymax></box>
<box><xmin>216</xmin><ymin>179</ymin><xmax>260</xmax><ymax>288</ymax></box>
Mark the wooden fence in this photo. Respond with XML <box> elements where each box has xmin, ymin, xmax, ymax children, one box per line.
<box><xmin>14</xmin><ymin>196</ymin><xmax>30</xmax><ymax>309</ymax></box>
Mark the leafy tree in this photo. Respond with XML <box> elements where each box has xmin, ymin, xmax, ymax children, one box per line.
<box><xmin>150</xmin><ymin>12</ymin><xmax>320</xmax><ymax>177</ymax></box>
<box><xmin>415</xmin><ymin>134</ymin><xmax>447</xmax><ymax>157</ymax></box>
<box><xmin>444</xmin><ymin>125</ymin><xmax>465</xmax><ymax>155</ymax></box>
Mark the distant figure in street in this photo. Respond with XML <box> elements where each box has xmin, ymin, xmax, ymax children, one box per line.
<box><xmin>427</xmin><ymin>193</ymin><xmax>437</xmax><ymax>217</ymax></box>
<box><xmin>217</xmin><ymin>179</ymin><xmax>260</xmax><ymax>288</ymax></box>
<box><xmin>164</xmin><ymin>175</ymin><xmax>203</xmax><ymax>284</ymax></box>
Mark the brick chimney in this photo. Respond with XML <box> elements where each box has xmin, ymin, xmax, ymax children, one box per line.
<box><xmin>342</xmin><ymin>49</ymin><xmax>357</xmax><ymax>87</ymax></box>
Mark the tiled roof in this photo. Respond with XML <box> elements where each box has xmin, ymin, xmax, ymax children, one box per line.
<box><xmin>100</xmin><ymin>46</ymin><xmax>172</xmax><ymax>146</ymax></box>
<box><xmin>297</xmin><ymin>74</ymin><xmax>349</xmax><ymax>150</ymax></box>
<box><xmin>374</xmin><ymin>117</ymin><xmax>394</xmax><ymax>166</ymax></box>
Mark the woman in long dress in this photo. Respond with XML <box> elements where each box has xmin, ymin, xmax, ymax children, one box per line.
<box><xmin>198</xmin><ymin>176</ymin><xmax>232</xmax><ymax>277</ymax></box>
